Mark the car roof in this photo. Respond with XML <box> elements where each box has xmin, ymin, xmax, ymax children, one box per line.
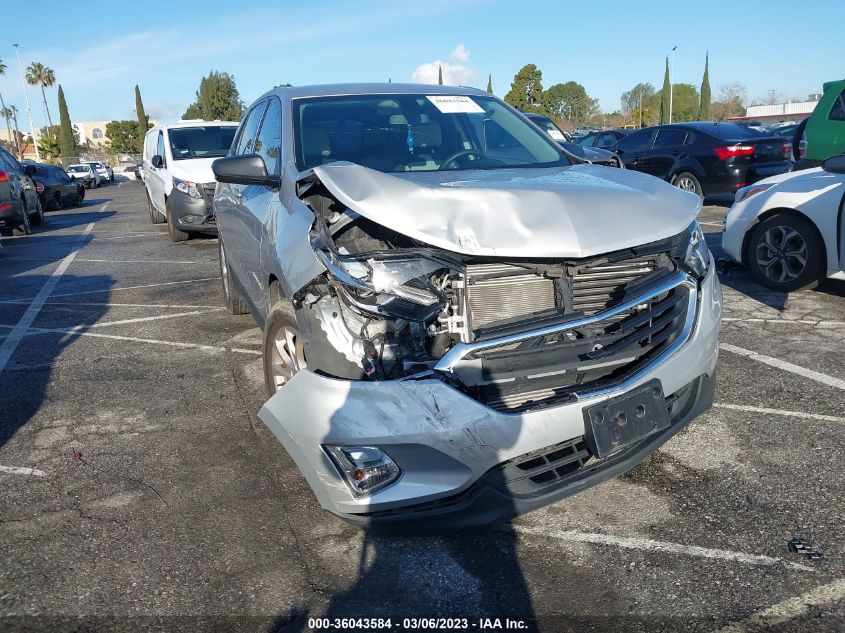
<box><xmin>258</xmin><ymin>82</ymin><xmax>489</xmax><ymax>102</ymax></box>
<box><xmin>155</xmin><ymin>120</ymin><xmax>240</xmax><ymax>131</ymax></box>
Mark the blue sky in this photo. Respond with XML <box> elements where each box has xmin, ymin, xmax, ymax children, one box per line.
<box><xmin>0</xmin><ymin>0</ymin><xmax>842</xmax><ymax>130</ymax></box>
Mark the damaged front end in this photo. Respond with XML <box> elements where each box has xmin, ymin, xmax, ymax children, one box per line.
<box><xmin>294</xmin><ymin>172</ymin><xmax>708</xmax><ymax>413</ymax></box>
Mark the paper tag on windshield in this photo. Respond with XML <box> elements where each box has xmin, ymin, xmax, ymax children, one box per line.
<box><xmin>426</xmin><ymin>96</ymin><xmax>484</xmax><ymax>114</ymax></box>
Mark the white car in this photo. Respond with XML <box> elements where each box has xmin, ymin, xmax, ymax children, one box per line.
<box><xmin>81</xmin><ymin>160</ymin><xmax>113</xmax><ymax>182</ymax></box>
<box><xmin>143</xmin><ymin>120</ymin><xmax>238</xmax><ymax>241</ymax></box>
<box><xmin>66</xmin><ymin>164</ymin><xmax>101</xmax><ymax>189</ymax></box>
<box><xmin>722</xmin><ymin>154</ymin><xmax>845</xmax><ymax>291</ymax></box>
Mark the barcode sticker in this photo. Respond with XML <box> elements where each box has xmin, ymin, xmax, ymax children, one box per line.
<box><xmin>426</xmin><ymin>96</ymin><xmax>485</xmax><ymax>114</ymax></box>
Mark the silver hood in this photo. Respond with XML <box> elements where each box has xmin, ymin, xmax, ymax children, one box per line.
<box><xmin>312</xmin><ymin>162</ymin><xmax>701</xmax><ymax>258</ymax></box>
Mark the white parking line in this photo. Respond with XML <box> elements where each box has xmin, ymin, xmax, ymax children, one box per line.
<box><xmin>515</xmin><ymin>526</ymin><xmax>815</xmax><ymax>572</ymax></box>
<box><xmin>720</xmin><ymin>343</ymin><xmax>845</xmax><ymax>391</ymax></box>
<box><xmin>0</xmin><ymin>465</ymin><xmax>46</xmax><ymax>477</ymax></box>
<box><xmin>2</xmin><ymin>257</ymin><xmax>204</xmax><ymax>264</ymax></box>
<box><xmin>36</xmin><ymin>301</ymin><xmax>224</xmax><ymax>309</ymax></box>
<box><xmin>0</xmin><ymin>309</ymin><xmax>224</xmax><ymax>338</ymax></box>
<box><xmin>714</xmin><ymin>403</ymin><xmax>845</xmax><ymax>423</ymax></box>
<box><xmin>0</xmin><ymin>223</ymin><xmax>95</xmax><ymax>374</ymax></box>
<box><xmin>699</xmin><ymin>221</ymin><xmax>725</xmax><ymax>227</ymax></box>
<box><xmin>0</xmin><ymin>277</ymin><xmax>221</xmax><ymax>304</ymax></box>
<box><xmin>712</xmin><ymin>577</ymin><xmax>845</xmax><ymax>633</ymax></box>
<box><xmin>722</xmin><ymin>317</ymin><xmax>845</xmax><ymax>326</ymax></box>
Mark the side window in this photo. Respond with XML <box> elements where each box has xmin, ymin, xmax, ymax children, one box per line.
<box><xmin>0</xmin><ymin>150</ymin><xmax>22</xmax><ymax>174</ymax></box>
<box><xmin>616</xmin><ymin>129</ymin><xmax>654</xmax><ymax>152</ymax></box>
<box><xmin>253</xmin><ymin>98</ymin><xmax>282</xmax><ymax>176</ymax></box>
<box><xmin>829</xmin><ymin>89</ymin><xmax>845</xmax><ymax>121</ymax></box>
<box><xmin>653</xmin><ymin>129</ymin><xmax>687</xmax><ymax>148</ymax></box>
<box><xmin>596</xmin><ymin>133</ymin><xmax>618</xmax><ymax>148</ymax></box>
<box><xmin>156</xmin><ymin>132</ymin><xmax>165</xmax><ymax>162</ymax></box>
<box><xmin>236</xmin><ymin>102</ymin><xmax>268</xmax><ymax>155</ymax></box>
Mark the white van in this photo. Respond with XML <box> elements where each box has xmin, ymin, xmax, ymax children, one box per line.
<box><xmin>143</xmin><ymin>120</ymin><xmax>239</xmax><ymax>241</ymax></box>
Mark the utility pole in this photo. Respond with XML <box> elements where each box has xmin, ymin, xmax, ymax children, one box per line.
<box><xmin>13</xmin><ymin>44</ymin><xmax>40</xmax><ymax>160</ymax></box>
<box><xmin>9</xmin><ymin>105</ymin><xmax>21</xmax><ymax>157</ymax></box>
<box><xmin>639</xmin><ymin>89</ymin><xmax>643</xmax><ymax>128</ymax></box>
<box><xmin>669</xmin><ymin>45</ymin><xmax>677</xmax><ymax>124</ymax></box>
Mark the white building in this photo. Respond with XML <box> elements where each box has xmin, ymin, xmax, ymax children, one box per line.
<box><xmin>728</xmin><ymin>94</ymin><xmax>821</xmax><ymax>125</ymax></box>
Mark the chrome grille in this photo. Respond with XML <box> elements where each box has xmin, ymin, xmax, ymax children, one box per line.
<box><xmin>466</xmin><ymin>263</ymin><xmax>556</xmax><ymax>328</ymax></box>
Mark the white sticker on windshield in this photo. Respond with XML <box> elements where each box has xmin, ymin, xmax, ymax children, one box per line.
<box><xmin>426</xmin><ymin>95</ymin><xmax>485</xmax><ymax>114</ymax></box>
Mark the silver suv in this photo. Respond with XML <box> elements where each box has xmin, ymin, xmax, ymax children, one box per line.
<box><xmin>212</xmin><ymin>84</ymin><xmax>722</xmax><ymax>530</ymax></box>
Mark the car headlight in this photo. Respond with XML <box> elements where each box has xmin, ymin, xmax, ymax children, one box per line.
<box><xmin>324</xmin><ymin>445</ymin><xmax>400</xmax><ymax>497</ymax></box>
<box><xmin>173</xmin><ymin>177</ymin><xmax>202</xmax><ymax>199</ymax></box>
<box><xmin>680</xmin><ymin>221</ymin><xmax>710</xmax><ymax>279</ymax></box>
<box><xmin>735</xmin><ymin>183</ymin><xmax>772</xmax><ymax>204</ymax></box>
<box><xmin>313</xmin><ymin>239</ymin><xmax>449</xmax><ymax>321</ymax></box>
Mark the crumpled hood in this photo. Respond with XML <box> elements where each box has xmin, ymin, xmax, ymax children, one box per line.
<box><xmin>312</xmin><ymin>163</ymin><xmax>700</xmax><ymax>258</ymax></box>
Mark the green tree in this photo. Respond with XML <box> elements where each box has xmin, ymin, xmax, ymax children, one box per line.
<box><xmin>699</xmin><ymin>52</ymin><xmax>711</xmax><ymax>120</ymax></box>
<box><xmin>670</xmin><ymin>84</ymin><xmax>701</xmax><ymax>122</ymax></box>
<box><xmin>543</xmin><ymin>81</ymin><xmax>599</xmax><ymax>124</ymax></box>
<box><xmin>183</xmin><ymin>71</ymin><xmax>244</xmax><ymax>121</ymax></box>
<box><xmin>486</xmin><ymin>74</ymin><xmax>493</xmax><ymax>95</ymax></box>
<box><xmin>57</xmin><ymin>85</ymin><xmax>76</xmax><ymax>158</ymax></box>
<box><xmin>660</xmin><ymin>57</ymin><xmax>670</xmax><ymax>124</ymax></box>
<box><xmin>621</xmin><ymin>82</ymin><xmax>657</xmax><ymax>128</ymax></box>
<box><xmin>38</xmin><ymin>134</ymin><xmax>61</xmax><ymax>161</ymax></box>
<box><xmin>135</xmin><ymin>85</ymin><xmax>149</xmax><ymax>146</ymax></box>
<box><xmin>438</xmin><ymin>65</ymin><xmax>443</xmax><ymax>85</ymax></box>
<box><xmin>26</xmin><ymin>62</ymin><xmax>56</xmax><ymax>128</ymax></box>
<box><xmin>105</xmin><ymin>120</ymin><xmax>148</xmax><ymax>154</ymax></box>
<box><xmin>504</xmin><ymin>64</ymin><xmax>545</xmax><ymax>113</ymax></box>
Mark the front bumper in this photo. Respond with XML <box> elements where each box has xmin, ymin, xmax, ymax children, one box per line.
<box><xmin>168</xmin><ymin>188</ymin><xmax>218</xmax><ymax>234</ymax></box>
<box><xmin>258</xmin><ymin>264</ymin><xmax>722</xmax><ymax>529</ymax></box>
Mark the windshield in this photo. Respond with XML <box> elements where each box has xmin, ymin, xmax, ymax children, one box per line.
<box><xmin>293</xmin><ymin>94</ymin><xmax>567</xmax><ymax>173</ymax></box>
<box><xmin>67</xmin><ymin>165</ymin><xmax>87</xmax><ymax>173</ymax></box>
<box><xmin>168</xmin><ymin>126</ymin><xmax>238</xmax><ymax>160</ymax></box>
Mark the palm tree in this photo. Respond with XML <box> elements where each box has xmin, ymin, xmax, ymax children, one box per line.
<box><xmin>0</xmin><ymin>59</ymin><xmax>14</xmax><ymax>155</ymax></box>
<box><xmin>25</xmin><ymin>62</ymin><xmax>56</xmax><ymax>129</ymax></box>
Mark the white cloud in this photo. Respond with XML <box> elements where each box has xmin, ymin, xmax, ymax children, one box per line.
<box><xmin>411</xmin><ymin>44</ymin><xmax>475</xmax><ymax>86</ymax></box>
<box><xmin>450</xmin><ymin>43</ymin><xmax>470</xmax><ymax>64</ymax></box>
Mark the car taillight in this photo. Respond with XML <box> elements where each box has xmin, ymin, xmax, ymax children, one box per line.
<box><xmin>0</xmin><ymin>170</ymin><xmax>8</xmax><ymax>183</ymax></box>
<box><xmin>713</xmin><ymin>144</ymin><xmax>755</xmax><ymax>160</ymax></box>
<box><xmin>781</xmin><ymin>142</ymin><xmax>792</xmax><ymax>158</ymax></box>
<box><xmin>799</xmin><ymin>141</ymin><xmax>806</xmax><ymax>159</ymax></box>
<box><xmin>35</xmin><ymin>182</ymin><xmax>45</xmax><ymax>193</ymax></box>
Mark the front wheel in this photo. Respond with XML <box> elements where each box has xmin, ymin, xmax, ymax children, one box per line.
<box><xmin>166</xmin><ymin>199</ymin><xmax>190</xmax><ymax>242</ymax></box>
<box><xmin>12</xmin><ymin>201</ymin><xmax>32</xmax><ymax>236</ymax></box>
<box><xmin>262</xmin><ymin>296</ymin><xmax>306</xmax><ymax>397</ymax></box>
<box><xmin>747</xmin><ymin>213</ymin><xmax>824</xmax><ymax>292</ymax></box>
<box><xmin>148</xmin><ymin>191</ymin><xmax>165</xmax><ymax>224</ymax></box>
<box><xmin>672</xmin><ymin>171</ymin><xmax>703</xmax><ymax>198</ymax></box>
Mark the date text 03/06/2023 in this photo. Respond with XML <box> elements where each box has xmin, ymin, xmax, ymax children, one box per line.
<box><xmin>307</xmin><ymin>617</ymin><xmax>529</xmax><ymax>630</ymax></box>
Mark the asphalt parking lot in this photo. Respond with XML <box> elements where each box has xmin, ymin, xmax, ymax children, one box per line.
<box><xmin>1</xmin><ymin>181</ymin><xmax>844</xmax><ymax>632</ymax></box>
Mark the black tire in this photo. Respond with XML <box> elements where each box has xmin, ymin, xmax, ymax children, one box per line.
<box><xmin>166</xmin><ymin>198</ymin><xmax>190</xmax><ymax>242</ymax></box>
<box><xmin>219</xmin><ymin>238</ymin><xmax>248</xmax><ymax>315</ymax></box>
<box><xmin>147</xmin><ymin>191</ymin><xmax>165</xmax><ymax>224</ymax></box>
<box><xmin>29</xmin><ymin>197</ymin><xmax>44</xmax><ymax>227</ymax></box>
<box><xmin>12</xmin><ymin>200</ymin><xmax>32</xmax><ymax>236</ymax></box>
<box><xmin>75</xmin><ymin>188</ymin><xmax>85</xmax><ymax>207</ymax></box>
<box><xmin>747</xmin><ymin>213</ymin><xmax>824</xmax><ymax>292</ymax></box>
<box><xmin>49</xmin><ymin>192</ymin><xmax>62</xmax><ymax>211</ymax></box>
<box><xmin>86</xmin><ymin>179</ymin><xmax>92</xmax><ymax>190</ymax></box>
<box><xmin>262</xmin><ymin>292</ymin><xmax>305</xmax><ymax>398</ymax></box>
<box><xmin>672</xmin><ymin>171</ymin><xmax>703</xmax><ymax>198</ymax></box>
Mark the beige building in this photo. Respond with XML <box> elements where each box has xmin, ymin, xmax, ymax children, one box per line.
<box><xmin>74</xmin><ymin>120</ymin><xmax>111</xmax><ymax>146</ymax></box>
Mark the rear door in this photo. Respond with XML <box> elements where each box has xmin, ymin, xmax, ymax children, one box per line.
<box><xmin>614</xmin><ymin>128</ymin><xmax>656</xmax><ymax>172</ymax></box>
<box><xmin>643</xmin><ymin>128</ymin><xmax>688</xmax><ymax>179</ymax></box>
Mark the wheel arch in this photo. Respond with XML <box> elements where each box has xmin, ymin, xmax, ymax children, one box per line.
<box><xmin>741</xmin><ymin>206</ymin><xmax>827</xmax><ymax>271</ymax></box>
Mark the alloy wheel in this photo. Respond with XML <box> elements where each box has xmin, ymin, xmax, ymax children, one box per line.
<box><xmin>268</xmin><ymin>324</ymin><xmax>306</xmax><ymax>391</ymax></box>
<box><xmin>676</xmin><ymin>176</ymin><xmax>697</xmax><ymax>192</ymax></box>
<box><xmin>755</xmin><ymin>225</ymin><xmax>808</xmax><ymax>283</ymax></box>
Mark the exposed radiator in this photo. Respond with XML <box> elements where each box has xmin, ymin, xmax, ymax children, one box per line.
<box><xmin>465</xmin><ymin>263</ymin><xmax>556</xmax><ymax>328</ymax></box>
<box><xmin>571</xmin><ymin>256</ymin><xmax>658</xmax><ymax>315</ymax></box>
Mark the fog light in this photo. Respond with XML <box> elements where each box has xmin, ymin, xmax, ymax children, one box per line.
<box><xmin>324</xmin><ymin>445</ymin><xmax>400</xmax><ymax>497</ymax></box>
<box><xmin>183</xmin><ymin>215</ymin><xmax>196</xmax><ymax>224</ymax></box>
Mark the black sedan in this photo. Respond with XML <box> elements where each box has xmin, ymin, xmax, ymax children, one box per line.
<box><xmin>612</xmin><ymin>122</ymin><xmax>792</xmax><ymax>197</ymax></box>
<box><xmin>22</xmin><ymin>162</ymin><xmax>85</xmax><ymax>210</ymax></box>
<box><xmin>524</xmin><ymin>113</ymin><xmax>622</xmax><ymax>168</ymax></box>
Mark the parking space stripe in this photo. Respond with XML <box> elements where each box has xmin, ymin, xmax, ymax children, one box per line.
<box><xmin>0</xmin><ymin>309</ymin><xmax>224</xmax><ymax>338</ymax></box>
<box><xmin>0</xmin><ymin>277</ymin><xmax>221</xmax><ymax>304</ymax></box>
<box><xmin>1</xmin><ymin>257</ymin><xmax>205</xmax><ymax>264</ymax></box>
<box><xmin>714</xmin><ymin>403</ymin><xmax>845</xmax><ymax>423</ymax></box>
<box><xmin>712</xmin><ymin>577</ymin><xmax>845</xmax><ymax>633</ymax></box>
<box><xmin>0</xmin><ymin>223</ymin><xmax>96</xmax><ymax>374</ymax></box>
<box><xmin>722</xmin><ymin>317</ymin><xmax>845</xmax><ymax>326</ymax></box>
<box><xmin>515</xmin><ymin>526</ymin><xmax>815</xmax><ymax>572</ymax></box>
<box><xmin>720</xmin><ymin>343</ymin><xmax>845</xmax><ymax>391</ymax></box>
<box><xmin>36</xmin><ymin>302</ymin><xmax>224</xmax><ymax>309</ymax></box>
<box><xmin>0</xmin><ymin>465</ymin><xmax>46</xmax><ymax>477</ymax></box>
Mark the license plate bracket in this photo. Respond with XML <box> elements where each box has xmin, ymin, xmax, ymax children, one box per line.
<box><xmin>583</xmin><ymin>379</ymin><xmax>671</xmax><ymax>459</ymax></box>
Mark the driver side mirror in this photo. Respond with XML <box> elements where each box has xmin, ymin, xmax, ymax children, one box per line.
<box><xmin>822</xmin><ymin>154</ymin><xmax>845</xmax><ymax>174</ymax></box>
<box><xmin>212</xmin><ymin>154</ymin><xmax>278</xmax><ymax>187</ymax></box>
<box><xmin>151</xmin><ymin>154</ymin><xmax>164</xmax><ymax>169</ymax></box>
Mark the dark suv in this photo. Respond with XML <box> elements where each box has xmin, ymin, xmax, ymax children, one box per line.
<box><xmin>0</xmin><ymin>147</ymin><xmax>43</xmax><ymax>235</ymax></box>
<box><xmin>22</xmin><ymin>162</ymin><xmax>85</xmax><ymax>210</ymax></box>
<box><xmin>613</xmin><ymin>122</ymin><xmax>792</xmax><ymax>197</ymax></box>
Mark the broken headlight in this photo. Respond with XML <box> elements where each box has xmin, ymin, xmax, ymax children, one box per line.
<box><xmin>324</xmin><ymin>445</ymin><xmax>400</xmax><ymax>497</ymax></box>
<box><xmin>315</xmin><ymin>243</ymin><xmax>448</xmax><ymax>321</ymax></box>
<box><xmin>680</xmin><ymin>221</ymin><xmax>711</xmax><ymax>279</ymax></box>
